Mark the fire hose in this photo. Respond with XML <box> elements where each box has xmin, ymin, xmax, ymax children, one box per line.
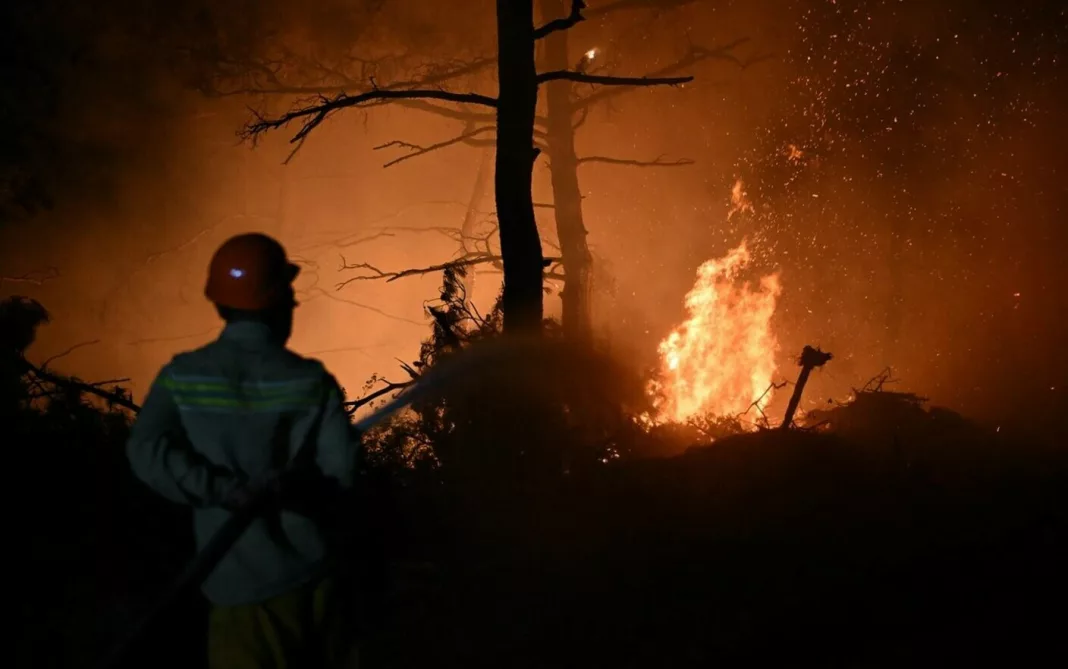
<box><xmin>98</xmin><ymin>335</ymin><xmax>566</xmax><ymax>668</ymax></box>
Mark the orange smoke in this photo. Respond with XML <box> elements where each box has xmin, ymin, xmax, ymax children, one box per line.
<box><xmin>649</xmin><ymin>241</ymin><xmax>782</xmax><ymax>425</ymax></box>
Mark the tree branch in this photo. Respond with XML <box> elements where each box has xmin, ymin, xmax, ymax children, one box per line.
<box><xmin>41</xmin><ymin>340</ymin><xmax>100</xmax><ymax>368</ymax></box>
<box><xmin>394</xmin><ymin>99</ymin><xmax>549</xmax><ymax>127</ymax></box>
<box><xmin>538</xmin><ymin>71</ymin><xmax>693</xmax><ymax>87</ymax></box>
<box><xmin>571</xmin><ymin>39</ymin><xmax>751</xmax><ymax>111</ymax></box>
<box><xmin>373</xmin><ymin>126</ymin><xmax>496</xmax><ymax>167</ymax></box>
<box><xmin>336</xmin><ymin>253</ymin><xmax>561</xmax><ymax>289</ymax></box>
<box><xmin>242</xmin><ymin>87</ymin><xmax>498</xmax><ymax>160</ymax></box>
<box><xmin>336</xmin><ymin>253</ymin><xmax>506</xmax><ymax>288</ymax></box>
<box><xmin>534</xmin><ymin>0</ymin><xmax>587</xmax><ymax>40</ymax></box>
<box><xmin>20</xmin><ymin>357</ymin><xmax>140</xmax><ymax>413</ymax></box>
<box><xmin>345</xmin><ymin>378</ymin><xmax>416</xmax><ymax>413</ymax></box>
<box><xmin>576</xmin><ymin>154</ymin><xmax>695</xmax><ymax>168</ymax></box>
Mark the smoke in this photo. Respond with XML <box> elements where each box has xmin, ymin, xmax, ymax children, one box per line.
<box><xmin>2</xmin><ymin>0</ymin><xmax>1064</xmax><ymax>437</ymax></box>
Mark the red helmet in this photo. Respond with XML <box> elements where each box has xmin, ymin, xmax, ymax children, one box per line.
<box><xmin>204</xmin><ymin>233</ymin><xmax>300</xmax><ymax>310</ymax></box>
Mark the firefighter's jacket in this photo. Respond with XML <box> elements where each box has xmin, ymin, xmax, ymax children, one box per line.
<box><xmin>126</xmin><ymin>320</ymin><xmax>358</xmax><ymax>606</ymax></box>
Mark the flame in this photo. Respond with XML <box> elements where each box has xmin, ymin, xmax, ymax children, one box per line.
<box><xmin>585</xmin><ymin>48</ymin><xmax>597</xmax><ymax>60</ymax></box>
<box><xmin>727</xmin><ymin>178</ymin><xmax>753</xmax><ymax>220</ymax></box>
<box><xmin>649</xmin><ymin>240</ymin><xmax>782</xmax><ymax>425</ymax></box>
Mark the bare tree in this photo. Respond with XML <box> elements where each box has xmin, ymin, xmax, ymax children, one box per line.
<box><xmin>243</xmin><ymin>0</ymin><xmax>694</xmax><ymax>333</ymax></box>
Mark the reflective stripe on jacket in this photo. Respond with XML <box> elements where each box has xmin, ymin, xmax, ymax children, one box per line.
<box><xmin>126</xmin><ymin>320</ymin><xmax>358</xmax><ymax>606</ymax></box>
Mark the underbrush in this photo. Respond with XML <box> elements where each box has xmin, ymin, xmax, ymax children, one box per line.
<box><xmin>7</xmin><ymin>286</ymin><xmax>1066</xmax><ymax>668</ymax></box>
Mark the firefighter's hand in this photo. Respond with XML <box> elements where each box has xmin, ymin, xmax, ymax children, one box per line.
<box><xmin>223</xmin><ymin>470</ymin><xmax>285</xmax><ymax>513</ymax></box>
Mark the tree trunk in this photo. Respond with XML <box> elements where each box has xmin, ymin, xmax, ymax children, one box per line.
<box><xmin>495</xmin><ymin>0</ymin><xmax>544</xmax><ymax>333</ymax></box>
<box><xmin>541</xmin><ymin>0</ymin><xmax>594</xmax><ymax>339</ymax></box>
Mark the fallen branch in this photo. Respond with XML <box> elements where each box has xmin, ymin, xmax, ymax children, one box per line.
<box><xmin>576</xmin><ymin>154</ymin><xmax>694</xmax><ymax>168</ymax></box>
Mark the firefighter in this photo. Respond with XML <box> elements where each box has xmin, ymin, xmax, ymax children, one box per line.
<box><xmin>125</xmin><ymin>232</ymin><xmax>360</xmax><ymax>668</ymax></box>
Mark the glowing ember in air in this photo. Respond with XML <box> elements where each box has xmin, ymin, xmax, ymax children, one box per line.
<box><xmin>585</xmin><ymin>48</ymin><xmax>597</xmax><ymax>60</ymax></box>
<box><xmin>727</xmin><ymin>178</ymin><xmax>753</xmax><ymax>221</ymax></box>
<box><xmin>649</xmin><ymin>241</ymin><xmax>782</xmax><ymax>425</ymax></box>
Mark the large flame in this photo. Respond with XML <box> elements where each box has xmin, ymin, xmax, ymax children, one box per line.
<box><xmin>649</xmin><ymin>240</ymin><xmax>782</xmax><ymax>425</ymax></box>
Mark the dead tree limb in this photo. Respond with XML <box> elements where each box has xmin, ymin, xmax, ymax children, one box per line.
<box><xmin>534</xmin><ymin>0</ymin><xmax>587</xmax><ymax>39</ymax></box>
<box><xmin>345</xmin><ymin>379</ymin><xmax>416</xmax><ymax>414</ymax></box>
<box><xmin>336</xmin><ymin>253</ymin><xmax>561</xmax><ymax>289</ymax></box>
<box><xmin>537</xmin><ymin>71</ymin><xmax>693</xmax><ymax>87</ymax></box>
<box><xmin>374</xmin><ymin>126</ymin><xmax>496</xmax><ymax>167</ymax></box>
<box><xmin>19</xmin><ymin>357</ymin><xmax>140</xmax><ymax>413</ymax></box>
<box><xmin>242</xmin><ymin>87</ymin><xmax>498</xmax><ymax>159</ymax></box>
<box><xmin>737</xmin><ymin>380</ymin><xmax>790</xmax><ymax>425</ymax></box>
<box><xmin>570</xmin><ymin>39</ymin><xmax>751</xmax><ymax>111</ymax></box>
<box><xmin>781</xmin><ymin>346</ymin><xmax>833</xmax><ymax>430</ymax></box>
<box><xmin>576</xmin><ymin>154</ymin><xmax>694</xmax><ymax>168</ymax></box>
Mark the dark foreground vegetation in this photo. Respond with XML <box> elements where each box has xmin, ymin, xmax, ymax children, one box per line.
<box><xmin>8</xmin><ymin>292</ymin><xmax>1066</xmax><ymax>669</ymax></box>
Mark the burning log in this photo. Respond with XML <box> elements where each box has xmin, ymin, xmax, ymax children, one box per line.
<box><xmin>781</xmin><ymin>345</ymin><xmax>833</xmax><ymax>430</ymax></box>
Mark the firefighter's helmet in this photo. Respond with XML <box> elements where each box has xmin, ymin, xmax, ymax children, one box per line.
<box><xmin>204</xmin><ymin>233</ymin><xmax>299</xmax><ymax>311</ymax></box>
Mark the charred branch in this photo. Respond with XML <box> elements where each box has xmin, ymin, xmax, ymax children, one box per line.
<box><xmin>534</xmin><ymin>0</ymin><xmax>587</xmax><ymax>40</ymax></box>
<box><xmin>576</xmin><ymin>154</ymin><xmax>694</xmax><ymax>168</ymax></box>
<box><xmin>337</xmin><ymin>253</ymin><xmax>506</xmax><ymax>288</ymax></box>
<box><xmin>571</xmin><ymin>38</ymin><xmax>752</xmax><ymax>111</ymax></box>
<box><xmin>345</xmin><ymin>378</ymin><xmax>416</xmax><ymax>414</ymax></box>
<box><xmin>210</xmin><ymin>54</ymin><xmax>496</xmax><ymax>98</ymax></box>
<box><xmin>336</xmin><ymin>253</ymin><xmax>561</xmax><ymax>289</ymax></box>
<box><xmin>19</xmin><ymin>356</ymin><xmax>140</xmax><ymax>413</ymax></box>
<box><xmin>781</xmin><ymin>346</ymin><xmax>834</xmax><ymax>430</ymax></box>
<box><xmin>537</xmin><ymin>71</ymin><xmax>693</xmax><ymax>87</ymax></box>
<box><xmin>242</xmin><ymin>86</ymin><xmax>498</xmax><ymax>159</ymax></box>
<box><xmin>374</xmin><ymin>126</ymin><xmax>496</xmax><ymax>167</ymax></box>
